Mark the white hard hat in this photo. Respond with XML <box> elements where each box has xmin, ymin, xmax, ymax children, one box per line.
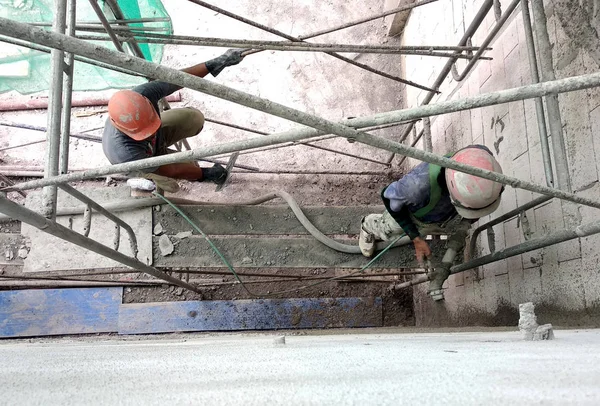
<box><xmin>445</xmin><ymin>146</ymin><xmax>504</xmax><ymax>219</ymax></box>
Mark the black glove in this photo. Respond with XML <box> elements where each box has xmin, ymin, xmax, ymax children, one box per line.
<box><xmin>205</xmin><ymin>49</ymin><xmax>247</xmax><ymax>77</ymax></box>
<box><xmin>201</xmin><ymin>163</ymin><xmax>228</xmax><ymax>185</ymax></box>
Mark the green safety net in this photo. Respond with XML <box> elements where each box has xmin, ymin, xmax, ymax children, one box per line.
<box><xmin>0</xmin><ymin>0</ymin><xmax>172</xmax><ymax>94</ymax></box>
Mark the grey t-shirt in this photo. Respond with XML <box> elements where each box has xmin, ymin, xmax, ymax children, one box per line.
<box><xmin>102</xmin><ymin>81</ymin><xmax>181</xmax><ymax>173</ymax></box>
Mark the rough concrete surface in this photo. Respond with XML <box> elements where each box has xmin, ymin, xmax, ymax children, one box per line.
<box><xmin>1</xmin><ymin>329</ymin><xmax>599</xmax><ymax>405</ymax></box>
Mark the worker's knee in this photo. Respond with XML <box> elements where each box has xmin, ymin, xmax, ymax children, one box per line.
<box><xmin>186</xmin><ymin>107</ymin><xmax>205</xmax><ymax>133</ymax></box>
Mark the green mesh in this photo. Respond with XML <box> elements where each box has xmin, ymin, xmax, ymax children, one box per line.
<box><xmin>0</xmin><ymin>0</ymin><xmax>172</xmax><ymax>94</ymax></box>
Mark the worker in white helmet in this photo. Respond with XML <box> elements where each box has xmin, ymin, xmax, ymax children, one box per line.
<box><xmin>359</xmin><ymin>145</ymin><xmax>504</xmax><ymax>300</ymax></box>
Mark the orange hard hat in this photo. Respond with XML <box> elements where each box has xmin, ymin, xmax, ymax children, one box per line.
<box><xmin>445</xmin><ymin>146</ymin><xmax>504</xmax><ymax>219</ymax></box>
<box><xmin>108</xmin><ymin>90</ymin><xmax>161</xmax><ymax>140</ymax></box>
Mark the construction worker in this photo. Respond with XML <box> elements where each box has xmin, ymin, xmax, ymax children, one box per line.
<box><xmin>359</xmin><ymin>145</ymin><xmax>504</xmax><ymax>300</ymax></box>
<box><xmin>102</xmin><ymin>49</ymin><xmax>247</xmax><ymax>191</ymax></box>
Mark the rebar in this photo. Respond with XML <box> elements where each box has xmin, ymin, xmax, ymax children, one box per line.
<box><xmin>0</xmin><ymin>139</ymin><xmax>46</xmax><ymax>152</ymax></box>
<box><xmin>103</xmin><ymin>0</ymin><xmax>147</xmax><ymax>59</ymax></box>
<box><xmin>42</xmin><ymin>0</ymin><xmax>67</xmax><ymax>220</ymax></box>
<box><xmin>521</xmin><ymin>0</ymin><xmax>553</xmax><ymax>187</ymax></box>
<box><xmin>186</xmin><ymin>0</ymin><xmax>438</xmax><ymax>93</ymax></box>
<box><xmin>0</xmin><ymin>122</ymin><xmax>102</xmax><ymax>143</ymax></box>
<box><xmin>531</xmin><ymin>0</ymin><xmax>571</xmax><ymax>191</ymax></box>
<box><xmin>2</xmin><ymin>19</ymin><xmax>600</xmax><ymax>210</ymax></box>
<box><xmin>0</xmin><ymin>195</ymin><xmax>201</xmax><ymax>293</ymax></box>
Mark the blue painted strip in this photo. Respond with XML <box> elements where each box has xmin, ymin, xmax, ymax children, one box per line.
<box><xmin>118</xmin><ymin>297</ymin><xmax>382</xmax><ymax>334</ymax></box>
<box><xmin>0</xmin><ymin>288</ymin><xmax>122</xmax><ymax>338</ymax></box>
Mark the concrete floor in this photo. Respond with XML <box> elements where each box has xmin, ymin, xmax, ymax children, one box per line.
<box><xmin>1</xmin><ymin>329</ymin><xmax>599</xmax><ymax>405</ymax></box>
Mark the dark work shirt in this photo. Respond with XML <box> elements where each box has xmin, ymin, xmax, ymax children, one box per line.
<box><xmin>102</xmin><ymin>81</ymin><xmax>181</xmax><ymax>172</ymax></box>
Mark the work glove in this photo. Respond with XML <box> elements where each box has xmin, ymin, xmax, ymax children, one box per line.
<box><xmin>413</xmin><ymin>236</ymin><xmax>432</xmax><ymax>266</ymax></box>
<box><xmin>201</xmin><ymin>163</ymin><xmax>228</xmax><ymax>185</ymax></box>
<box><xmin>205</xmin><ymin>49</ymin><xmax>248</xmax><ymax>77</ymax></box>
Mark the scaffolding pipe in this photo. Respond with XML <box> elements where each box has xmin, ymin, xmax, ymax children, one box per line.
<box><xmin>3</xmin><ymin>18</ymin><xmax>600</xmax><ymax>209</ymax></box>
<box><xmin>0</xmin><ymin>195</ymin><xmax>201</xmax><ymax>293</ymax></box>
<box><xmin>393</xmin><ymin>0</ymin><xmax>494</xmax><ymax>153</ymax></box>
<box><xmin>185</xmin><ymin>0</ymin><xmax>437</xmax><ymax>93</ymax></box>
<box><xmin>453</xmin><ymin>0</ymin><xmax>521</xmax><ymax>82</ymax></box>
<box><xmin>87</xmin><ymin>0</ymin><xmax>124</xmax><ymax>52</ymax></box>
<box><xmin>59</xmin><ymin>0</ymin><xmax>76</xmax><ymax>175</ymax></box>
<box><xmin>42</xmin><ymin>0</ymin><xmax>68</xmax><ymax>220</ymax></box>
<box><xmin>520</xmin><ymin>0</ymin><xmax>553</xmax><ymax>187</ymax></box>
<box><xmin>422</xmin><ymin>118</ymin><xmax>433</xmax><ymax>152</ymax></box>
<box><xmin>467</xmin><ymin>194</ymin><xmax>552</xmax><ymax>258</ymax></box>
<box><xmin>79</xmin><ymin>33</ymin><xmax>489</xmax><ymax>58</ymax></box>
<box><xmin>530</xmin><ymin>0</ymin><xmax>571</xmax><ymax>192</ymax></box>
<box><xmin>29</xmin><ymin>17</ymin><xmax>171</xmax><ymax>26</ymax></box>
<box><xmin>103</xmin><ymin>0</ymin><xmax>146</xmax><ymax>59</ymax></box>
<box><xmin>394</xmin><ymin>215</ymin><xmax>600</xmax><ymax>290</ymax></box>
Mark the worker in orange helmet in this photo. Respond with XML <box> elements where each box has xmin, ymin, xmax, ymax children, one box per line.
<box><xmin>359</xmin><ymin>145</ymin><xmax>504</xmax><ymax>300</ymax></box>
<box><xmin>103</xmin><ymin>49</ymin><xmax>247</xmax><ymax>189</ymax></box>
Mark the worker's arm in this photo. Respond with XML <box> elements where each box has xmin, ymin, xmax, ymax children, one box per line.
<box><xmin>155</xmin><ymin>163</ymin><xmax>203</xmax><ymax>180</ymax></box>
<box><xmin>183</xmin><ymin>49</ymin><xmax>247</xmax><ymax>78</ymax></box>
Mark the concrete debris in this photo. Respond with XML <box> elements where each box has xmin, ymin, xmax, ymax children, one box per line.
<box><xmin>518</xmin><ymin>302</ymin><xmax>538</xmax><ymax>340</ymax></box>
<box><xmin>241</xmin><ymin>257</ymin><xmax>253</xmax><ymax>265</ymax></box>
<box><xmin>273</xmin><ymin>336</ymin><xmax>286</xmax><ymax>346</ymax></box>
<box><xmin>175</xmin><ymin>231</ymin><xmax>193</xmax><ymax>239</ymax></box>
<box><xmin>533</xmin><ymin>324</ymin><xmax>555</xmax><ymax>341</ymax></box>
<box><xmin>154</xmin><ymin>205</ymin><xmax>161</xmax><ymax>212</ymax></box>
<box><xmin>17</xmin><ymin>248</ymin><xmax>28</xmax><ymax>259</ymax></box>
<box><xmin>153</xmin><ymin>223</ymin><xmax>164</xmax><ymax>236</ymax></box>
<box><xmin>175</xmin><ymin>287</ymin><xmax>184</xmax><ymax>296</ymax></box>
<box><xmin>519</xmin><ymin>302</ymin><xmax>554</xmax><ymax>340</ymax></box>
<box><xmin>158</xmin><ymin>235</ymin><xmax>174</xmax><ymax>257</ymax></box>
<box><xmin>5</xmin><ymin>249</ymin><xmax>14</xmax><ymax>261</ymax></box>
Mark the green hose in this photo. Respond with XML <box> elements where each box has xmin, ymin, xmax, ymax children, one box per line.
<box><xmin>153</xmin><ymin>191</ymin><xmax>402</xmax><ymax>297</ymax></box>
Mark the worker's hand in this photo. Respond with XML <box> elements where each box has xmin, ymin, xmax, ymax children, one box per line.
<box><xmin>413</xmin><ymin>237</ymin><xmax>432</xmax><ymax>266</ymax></box>
<box><xmin>205</xmin><ymin>49</ymin><xmax>248</xmax><ymax>77</ymax></box>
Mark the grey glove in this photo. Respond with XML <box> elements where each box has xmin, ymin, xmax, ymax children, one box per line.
<box><xmin>205</xmin><ymin>49</ymin><xmax>247</xmax><ymax>77</ymax></box>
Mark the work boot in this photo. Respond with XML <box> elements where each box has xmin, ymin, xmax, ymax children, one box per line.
<box><xmin>359</xmin><ymin>217</ymin><xmax>375</xmax><ymax>258</ymax></box>
<box><xmin>202</xmin><ymin>163</ymin><xmax>228</xmax><ymax>185</ymax></box>
<box><xmin>428</xmin><ymin>264</ymin><xmax>451</xmax><ymax>301</ymax></box>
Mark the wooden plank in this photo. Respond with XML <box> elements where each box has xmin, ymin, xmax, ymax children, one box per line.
<box><xmin>118</xmin><ymin>297</ymin><xmax>382</xmax><ymax>334</ymax></box>
<box><xmin>0</xmin><ymin>287</ymin><xmax>122</xmax><ymax>338</ymax></box>
<box><xmin>154</xmin><ymin>236</ymin><xmax>447</xmax><ymax>269</ymax></box>
<box><xmin>155</xmin><ymin>205</ymin><xmax>386</xmax><ymax>236</ymax></box>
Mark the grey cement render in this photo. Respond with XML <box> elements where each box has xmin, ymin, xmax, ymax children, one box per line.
<box><xmin>1</xmin><ymin>329</ymin><xmax>599</xmax><ymax>405</ymax></box>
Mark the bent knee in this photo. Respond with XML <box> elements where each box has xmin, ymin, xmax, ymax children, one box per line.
<box><xmin>186</xmin><ymin>108</ymin><xmax>205</xmax><ymax>133</ymax></box>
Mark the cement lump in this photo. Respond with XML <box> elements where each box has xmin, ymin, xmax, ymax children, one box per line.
<box><xmin>158</xmin><ymin>235</ymin><xmax>174</xmax><ymax>257</ymax></box>
<box><xmin>519</xmin><ymin>302</ymin><xmax>554</xmax><ymax>341</ymax></box>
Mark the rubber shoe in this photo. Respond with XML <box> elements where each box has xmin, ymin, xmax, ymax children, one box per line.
<box><xmin>359</xmin><ymin>225</ymin><xmax>375</xmax><ymax>258</ymax></box>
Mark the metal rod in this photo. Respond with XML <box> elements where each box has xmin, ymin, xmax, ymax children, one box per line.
<box><xmin>29</xmin><ymin>17</ymin><xmax>171</xmax><ymax>27</ymax></box>
<box><xmin>0</xmin><ymin>195</ymin><xmax>201</xmax><ymax>293</ymax></box>
<box><xmin>103</xmin><ymin>0</ymin><xmax>146</xmax><ymax>59</ymax></box>
<box><xmin>3</xmin><ymin>19</ymin><xmax>600</xmax><ymax>209</ymax></box>
<box><xmin>42</xmin><ymin>0</ymin><xmax>68</xmax><ymax>220</ymax></box>
<box><xmin>59</xmin><ymin>0</ymin><xmax>76</xmax><ymax>176</ymax></box>
<box><xmin>205</xmin><ymin>117</ymin><xmax>269</xmax><ymax>135</ymax></box>
<box><xmin>87</xmin><ymin>0</ymin><xmax>124</xmax><ymax>52</ymax></box>
<box><xmin>422</xmin><ymin>117</ymin><xmax>433</xmax><ymax>152</ymax></box>
<box><xmin>297</xmin><ymin>0</ymin><xmax>439</xmax><ymax>40</ymax></box>
<box><xmin>199</xmin><ymin>158</ymin><xmax>259</xmax><ymax>171</ymax></box>
<box><xmin>467</xmin><ymin>195</ymin><xmax>552</xmax><ymax>258</ymax></box>
<box><xmin>531</xmin><ymin>0</ymin><xmax>571</xmax><ymax>191</ymax></box>
<box><xmin>520</xmin><ymin>0</ymin><xmax>553</xmax><ymax>187</ymax></box>
<box><xmin>398</xmin><ymin>128</ymin><xmax>425</xmax><ymax>165</ymax></box>
<box><xmin>58</xmin><ymin>184</ymin><xmax>139</xmax><ymax>257</ymax></box>
<box><xmin>77</xmin><ymin>32</ymin><xmax>489</xmax><ymax>58</ymax></box>
<box><xmin>185</xmin><ymin>0</ymin><xmax>437</xmax><ymax>93</ymax></box>
<box><xmin>0</xmin><ymin>122</ymin><xmax>102</xmax><ymax>142</ymax></box>
<box><xmin>391</xmin><ymin>0</ymin><xmax>494</xmax><ymax>159</ymax></box>
<box><xmin>0</xmin><ymin>139</ymin><xmax>46</xmax><ymax>152</ymax></box>
<box><xmin>452</xmin><ymin>0</ymin><xmax>520</xmax><ymax>82</ymax></box>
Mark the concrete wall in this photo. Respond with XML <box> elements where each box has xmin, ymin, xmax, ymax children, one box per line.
<box><xmin>398</xmin><ymin>0</ymin><xmax>600</xmax><ymax>326</ymax></box>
